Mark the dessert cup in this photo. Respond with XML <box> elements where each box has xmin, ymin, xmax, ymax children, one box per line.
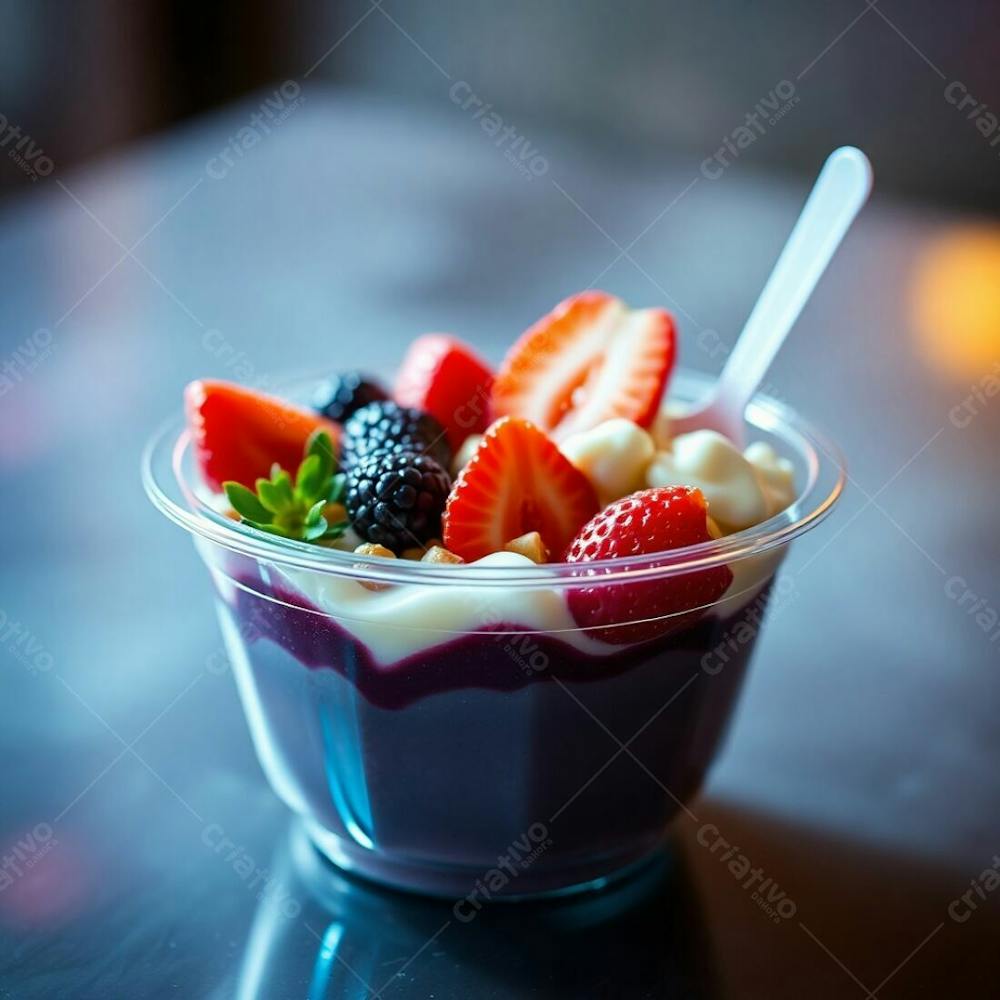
<box><xmin>143</xmin><ymin>370</ymin><xmax>844</xmax><ymax>898</ymax></box>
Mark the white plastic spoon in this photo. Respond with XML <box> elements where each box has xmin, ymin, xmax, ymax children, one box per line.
<box><xmin>671</xmin><ymin>145</ymin><xmax>873</xmax><ymax>445</ymax></box>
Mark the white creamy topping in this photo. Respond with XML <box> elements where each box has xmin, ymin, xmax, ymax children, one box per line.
<box><xmin>451</xmin><ymin>434</ymin><xmax>483</xmax><ymax>477</ymax></box>
<box><xmin>646</xmin><ymin>430</ymin><xmax>795</xmax><ymax>531</ymax></box>
<box><xmin>273</xmin><ymin>545</ymin><xmax>781</xmax><ymax>666</ymax></box>
<box><xmin>278</xmin><ymin>552</ymin><xmax>610</xmax><ymax>663</ymax></box>
<box><xmin>743</xmin><ymin>441</ymin><xmax>797</xmax><ymax>518</ymax></box>
<box><xmin>559</xmin><ymin>419</ymin><xmax>656</xmax><ymax>506</ymax></box>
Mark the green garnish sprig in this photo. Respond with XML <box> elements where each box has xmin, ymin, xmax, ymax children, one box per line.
<box><xmin>223</xmin><ymin>430</ymin><xmax>349</xmax><ymax>543</ymax></box>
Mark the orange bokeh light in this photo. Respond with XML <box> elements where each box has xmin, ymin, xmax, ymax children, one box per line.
<box><xmin>910</xmin><ymin>226</ymin><xmax>1000</xmax><ymax>382</ymax></box>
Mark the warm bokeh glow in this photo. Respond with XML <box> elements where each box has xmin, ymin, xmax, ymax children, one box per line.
<box><xmin>910</xmin><ymin>226</ymin><xmax>1000</xmax><ymax>381</ymax></box>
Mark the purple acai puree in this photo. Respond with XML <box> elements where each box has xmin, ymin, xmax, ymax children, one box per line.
<box><xmin>215</xmin><ymin>569</ymin><xmax>773</xmax><ymax>896</ymax></box>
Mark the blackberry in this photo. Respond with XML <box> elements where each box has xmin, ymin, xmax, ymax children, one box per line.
<box><xmin>312</xmin><ymin>372</ymin><xmax>388</xmax><ymax>423</ymax></box>
<box><xmin>346</xmin><ymin>450</ymin><xmax>451</xmax><ymax>553</ymax></box>
<box><xmin>342</xmin><ymin>401</ymin><xmax>451</xmax><ymax>469</ymax></box>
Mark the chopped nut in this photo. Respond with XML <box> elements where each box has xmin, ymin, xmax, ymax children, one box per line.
<box><xmin>354</xmin><ymin>542</ymin><xmax>396</xmax><ymax>559</ymax></box>
<box><xmin>354</xmin><ymin>542</ymin><xmax>396</xmax><ymax>590</ymax></box>
<box><xmin>323</xmin><ymin>502</ymin><xmax>348</xmax><ymax>523</ymax></box>
<box><xmin>354</xmin><ymin>543</ymin><xmax>395</xmax><ymax>560</ymax></box>
<box><xmin>402</xmin><ymin>539</ymin><xmax>443</xmax><ymax>559</ymax></box>
<box><xmin>503</xmin><ymin>531</ymin><xmax>549</xmax><ymax>564</ymax></box>
<box><xmin>223</xmin><ymin>507</ymin><xmax>241</xmax><ymax>522</ymax></box>
<box><xmin>421</xmin><ymin>545</ymin><xmax>464</xmax><ymax>565</ymax></box>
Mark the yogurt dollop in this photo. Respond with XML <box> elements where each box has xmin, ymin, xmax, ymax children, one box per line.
<box><xmin>646</xmin><ymin>430</ymin><xmax>795</xmax><ymax>531</ymax></box>
<box><xmin>559</xmin><ymin>418</ymin><xmax>656</xmax><ymax>506</ymax></box>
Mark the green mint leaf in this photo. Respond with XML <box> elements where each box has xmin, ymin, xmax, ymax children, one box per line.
<box><xmin>219</xmin><ymin>435</ymin><xmax>353</xmax><ymax>546</ymax></box>
<box><xmin>242</xmin><ymin>517</ymin><xmax>278</xmax><ymax>534</ymax></box>
<box><xmin>257</xmin><ymin>477</ymin><xmax>290</xmax><ymax>514</ymax></box>
<box><xmin>303</xmin><ymin>517</ymin><xmax>329</xmax><ymax>542</ymax></box>
<box><xmin>224</xmin><ymin>482</ymin><xmax>273</xmax><ymax>523</ymax></box>
<box><xmin>272</xmin><ymin>470</ymin><xmax>295</xmax><ymax>507</ymax></box>
<box><xmin>307</xmin><ymin>428</ymin><xmax>336</xmax><ymax>460</ymax></box>
<box><xmin>296</xmin><ymin>454</ymin><xmax>323</xmax><ymax>502</ymax></box>
<box><xmin>328</xmin><ymin>473</ymin><xmax>347</xmax><ymax>504</ymax></box>
<box><xmin>307</xmin><ymin>430</ymin><xmax>337</xmax><ymax>478</ymax></box>
<box><xmin>305</xmin><ymin>499</ymin><xmax>326</xmax><ymax>527</ymax></box>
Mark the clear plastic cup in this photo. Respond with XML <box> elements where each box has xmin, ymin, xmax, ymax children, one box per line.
<box><xmin>143</xmin><ymin>370</ymin><xmax>844</xmax><ymax>898</ymax></box>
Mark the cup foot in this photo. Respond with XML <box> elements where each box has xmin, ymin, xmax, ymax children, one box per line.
<box><xmin>299</xmin><ymin>818</ymin><xmax>664</xmax><ymax>902</ymax></box>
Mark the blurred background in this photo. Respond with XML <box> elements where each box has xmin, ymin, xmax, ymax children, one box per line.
<box><xmin>1</xmin><ymin>2</ymin><xmax>999</xmax><ymax>997</ymax></box>
<box><xmin>2</xmin><ymin>0</ymin><xmax>999</xmax><ymax>207</ymax></box>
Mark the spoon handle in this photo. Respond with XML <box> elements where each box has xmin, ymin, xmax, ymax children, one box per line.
<box><xmin>714</xmin><ymin>146</ymin><xmax>873</xmax><ymax>431</ymax></box>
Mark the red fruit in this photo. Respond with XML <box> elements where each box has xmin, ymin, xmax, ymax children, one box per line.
<box><xmin>395</xmin><ymin>334</ymin><xmax>495</xmax><ymax>450</ymax></box>
<box><xmin>443</xmin><ymin>417</ymin><xmax>599</xmax><ymax>562</ymax></box>
<box><xmin>185</xmin><ymin>379</ymin><xmax>340</xmax><ymax>491</ymax></box>
<box><xmin>491</xmin><ymin>291</ymin><xmax>675</xmax><ymax>440</ymax></box>
<box><xmin>565</xmin><ymin>487</ymin><xmax>733</xmax><ymax>644</ymax></box>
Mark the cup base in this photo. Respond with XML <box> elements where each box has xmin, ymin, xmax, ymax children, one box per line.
<box><xmin>300</xmin><ymin>817</ymin><xmax>664</xmax><ymax>902</ymax></box>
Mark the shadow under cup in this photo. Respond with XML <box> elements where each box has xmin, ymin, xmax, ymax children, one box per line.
<box><xmin>143</xmin><ymin>371</ymin><xmax>844</xmax><ymax>898</ymax></box>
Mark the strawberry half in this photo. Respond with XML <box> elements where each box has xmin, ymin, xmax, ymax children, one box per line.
<box><xmin>443</xmin><ymin>417</ymin><xmax>599</xmax><ymax>562</ymax></box>
<box><xmin>491</xmin><ymin>291</ymin><xmax>675</xmax><ymax>440</ymax></box>
<box><xmin>565</xmin><ymin>487</ymin><xmax>733</xmax><ymax>644</ymax></box>
<box><xmin>185</xmin><ymin>379</ymin><xmax>340</xmax><ymax>491</ymax></box>
<box><xmin>394</xmin><ymin>334</ymin><xmax>495</xmax><ymax>450</ymax></box>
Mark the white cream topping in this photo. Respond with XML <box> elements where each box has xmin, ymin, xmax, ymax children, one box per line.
<box><xmin>646</xmin><ymin>430</ymin><xmax>795</xmax><ymax>531</ymax></box>
<box><xmin>743</xmin><ymin>441</ymin><xmax>797</xmax><ymax>519</ymax></box>
<box><xmin>451</xmin><ymin>434</ymin><xmax>484</xmax><ymax>477</ymax></box>
<box><xmin>559</xmin><ymin>419</ymin><xmax>656</xmax><ymax>506</ymax></box>
<box><xmin>649</xmin><ymin>406</ymin><xmax>676</xmax><ymax>449</ymax></box>
<box><xmin>272</xmin><ymin>545</ymin><xmax>781</xmax><ymax>666</ymax></box>
<box><xmin>277</xmin><ymin>553</ymin><xmax>611</xmax><ymax>663</ymax></box>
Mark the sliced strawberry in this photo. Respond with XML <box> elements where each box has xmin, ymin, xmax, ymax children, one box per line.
<box><xmin>565</xmin><ymin>487</ymin><xmax>733</xmax><ymax>644</ymax></box>
<box><xmin>185</xmin><ymin>379</ymin><xmax>340</xmax><ymax>491</ymax></box>
<box><xmin>394</xmin><ymin>334</ymin><xmax>495</xmax><ymax>450</ymax></box>
<box><xmin>491</xmin><ymin>291</ymin><xmax>675</xmax><ymax>440</ymax></box>
<box><xmin>443</xmin><ymin>417</ymin><xmax>599</xmax><ymax>562</ymax></box>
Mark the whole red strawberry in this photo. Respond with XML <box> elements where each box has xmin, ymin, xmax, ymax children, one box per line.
<box><xmin>565</xmin><ymin>487</ymin><xmax>733</xmax><ymax>644</ymax></box>
<box><xmin>395</xmin><ymin>334</ymin><xmax>494</xmax><ymax>450</ymax></box>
